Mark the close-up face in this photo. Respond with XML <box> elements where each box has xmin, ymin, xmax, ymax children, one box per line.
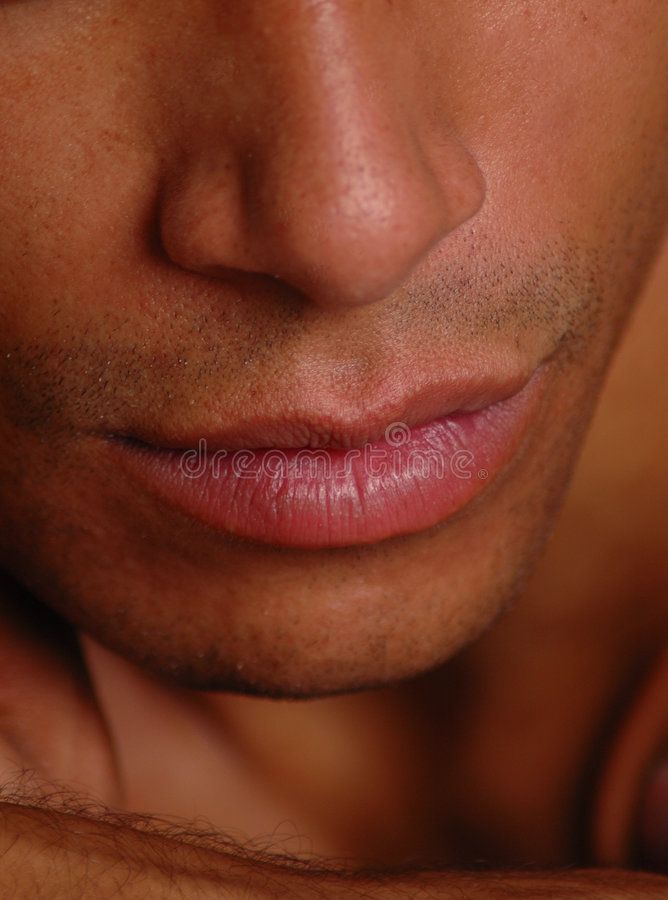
<box><xmin>0</xmin><ymin>1</ymin><xmax>666</xmax><ymax>697</ymax></box>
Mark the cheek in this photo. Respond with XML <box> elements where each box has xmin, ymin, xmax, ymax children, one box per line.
<box><xmin>415</xmin><ymin>3</ymin><xmax>668</xmax><ymax>252</ymax></box>
<box><xmin>0</xmin><ymin>12</ymin><xmax>164</xmax><ymax>342</ymax></box>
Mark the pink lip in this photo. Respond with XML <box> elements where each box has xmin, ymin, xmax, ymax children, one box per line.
<box><xmin>109</xmin><ymin>367</ymin><xmax>546</xmax><ymax>548</ymax></box>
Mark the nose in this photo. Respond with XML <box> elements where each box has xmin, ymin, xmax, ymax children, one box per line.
<box><xmin>158</xmin><ymin>2</ymin><xmax>485</xmax><ymax>309</ymax></box>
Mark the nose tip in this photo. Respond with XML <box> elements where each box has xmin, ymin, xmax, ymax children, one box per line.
<box><xmin>244</xmin><ymin>134</ymin><xmax>485</xmax><ymax>308</ymax></box>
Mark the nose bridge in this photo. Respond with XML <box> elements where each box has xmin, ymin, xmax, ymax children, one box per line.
<box><xmin>241</xmin><ymin>0</ymin><xmax>396</xmax><ymax>125</ymax></box>
<box><xmin>159</xmin><ymin>0</ymin><xmax>485</xmax><ymax>308</ymax></box>
<box><xmin>258</xmin><ymin>0</ymin><xmax>403</xmax><ymax>155</ymax></box>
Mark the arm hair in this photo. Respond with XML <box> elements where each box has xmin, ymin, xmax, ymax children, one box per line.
<box><xmin>0</xmin><ymin>770</ymin><xmax>666</xmax><ymax>899</ymax></box>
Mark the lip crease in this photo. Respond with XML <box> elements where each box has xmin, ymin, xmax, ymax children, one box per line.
<box><xmin>108</xmin><ymin>364</ymin><xmax>547</xmax><ymax>549</ymax></box>
<box><xmin>114</xmin><ymin>364</ymin><xmax>538</xmax><ymax>452</ymax></box>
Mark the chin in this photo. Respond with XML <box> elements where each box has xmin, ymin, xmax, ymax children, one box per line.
<box><xmin>56</xmin><ymin>463</ymin><xmax>561</xmax><ymax>699</ymax></box>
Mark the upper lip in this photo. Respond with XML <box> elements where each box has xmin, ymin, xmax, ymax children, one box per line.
<box><xmin>116</xmin><ymin>361</ymin><xmax>540</xmax><ymax>452</ymax></box>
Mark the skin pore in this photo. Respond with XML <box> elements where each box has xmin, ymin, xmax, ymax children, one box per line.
<box><xmin>0</xmin><ymin>0</ymin><xmax>666</xmax><ymax>890</ymax></box>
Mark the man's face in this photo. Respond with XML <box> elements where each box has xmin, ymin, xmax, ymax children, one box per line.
<box><xmin>0</xmin><ymin>1</ymin><xmax>666</xmax><ymax>696</ymax></box>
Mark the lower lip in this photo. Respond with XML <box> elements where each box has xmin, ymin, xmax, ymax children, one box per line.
<box><xmin>110</xmin><ymin>373</ymin><xmax>545</xmax><ymax>549</ymax></box>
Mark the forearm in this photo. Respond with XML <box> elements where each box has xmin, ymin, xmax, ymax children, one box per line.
<box><xmin>1</xmin><ymin>802</ymin><xmax>667</xmax><ymax>899</ymax></box>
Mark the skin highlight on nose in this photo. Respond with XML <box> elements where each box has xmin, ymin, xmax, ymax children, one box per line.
<box><xmin>157</xmin><ymin>0</ymin><xmax>485</xmax><ymax>308</ymax></box>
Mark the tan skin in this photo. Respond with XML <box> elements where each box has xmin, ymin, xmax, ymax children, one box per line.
<box><xmin>0</xmin><ymin>1</ymin><xmax>666</xmax><ymax>895</ymax></box>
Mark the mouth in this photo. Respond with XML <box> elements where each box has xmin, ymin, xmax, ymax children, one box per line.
<box><xmin>107</xmin><ymin>364</ymin><xmax>547</xmax><ymax>549</ymax></box>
